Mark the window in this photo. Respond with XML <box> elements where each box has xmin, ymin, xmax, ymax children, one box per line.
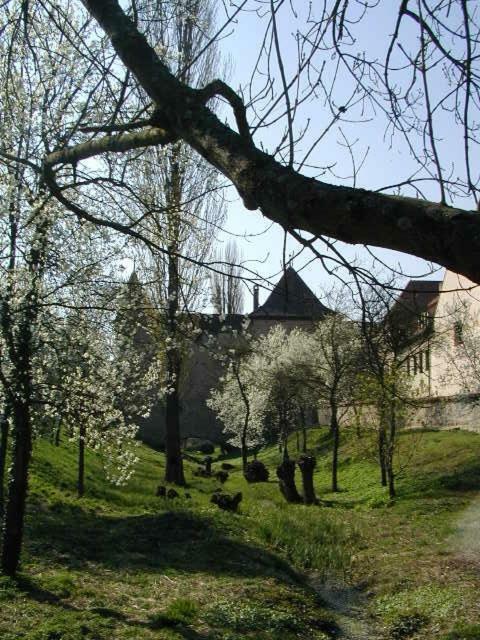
<box><xmin>418</xmin><ymin>351</ymin><xmax>423</xmax><ymax>373</ymax></box>
<box><xmin>424</xmin><ymin>349</ymin><xmax>430</xmax><ymax>371</ymax></box>
<box><xmin>418</xmin><ymin>311</ymin><xmax>430</xmax><ymax>329</ymax></box>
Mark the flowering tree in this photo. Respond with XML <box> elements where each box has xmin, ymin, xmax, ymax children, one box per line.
<box><xmin>355</xmin><ymin>286</ymin><xmax>419</xmax><ymax>498</ymax></box>
<box><xmin>207</xmin><ymin>331</ymin><xmax>267</xmax><ymax>472</ymax></box>
<box><xmin>128</xmin><ymin>0</ymin><xmax>226</xmax><ymax>486</ymax></box>
<box><xmin>52</xmin><ymin>308</ymin><xmax>161</xmax><ymax>496</ymax></box>
<box><xmin>0</xmin><ymin>1</ymin><xmax>135</xmax><ymax>575</ymax></box>
<box><xmin>208</xmin><ymin>326</ymin><xmax>315</xmax><ymax>461</ymax></box>
<box><xmin>297</xmin><ymin>314</ymin><xmax>362</xmax><ymax>492</ymax></box>
<box><xmin>251</xmin><ymin>325</ymin><xmax>316</xmax><ymax>457</ymax></box>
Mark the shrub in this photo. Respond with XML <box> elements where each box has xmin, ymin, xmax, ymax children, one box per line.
<box><xmin>149</xmin><ymin>598</ymin><xmax>199</xmax><ymax>628</ymax></box>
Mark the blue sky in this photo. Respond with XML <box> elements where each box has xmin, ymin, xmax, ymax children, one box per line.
<box><xmin>213</xmin><ymin>1</ymin><xmax>474</xmax><ymax>310</ymax></box>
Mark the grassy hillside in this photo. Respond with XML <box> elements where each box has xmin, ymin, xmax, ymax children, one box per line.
<box><xmin>1</xmin><ymin>428</ymin><xmax>480</xmax><ymax>639</ymax></box>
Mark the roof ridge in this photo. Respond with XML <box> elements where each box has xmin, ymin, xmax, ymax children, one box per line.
<box><xmin>250</xmin><ymin>267</ymin><xmax>331</xmax><ymax>318</ymax></box>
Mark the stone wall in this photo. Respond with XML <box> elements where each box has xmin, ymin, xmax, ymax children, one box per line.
<box><xmin>138</xmin><ymin>315</ymin><xmax>320</xmax><ymax>447</ymax></box>
<box><xmin>334</xmin><ymin>395</ymin><xmax>480</xmax><ymax>436</ymax></box>
<box><xmin>407</xmin><ymin>394</ymin><xmax>480</xmax><ymax>433</ymax></box>
<box><xmin>138</xmin><ymin>335</ymin><xmax>236</xmax><ymax>448</ymax></box>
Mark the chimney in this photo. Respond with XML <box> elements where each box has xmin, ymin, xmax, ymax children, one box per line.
<box><xmin>253</xmin><ymin>285</ymin><xmax>259</xmax><ymax>312</ymax></box>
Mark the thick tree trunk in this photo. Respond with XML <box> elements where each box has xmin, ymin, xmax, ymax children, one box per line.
<box><xmin>331</xmin><ymin>402</ymin><xmax>340</xmax><ymax>493</ymax></box>
<box><xmin>164</xmin><ymin>230</ymin><xmax>185</xmax><ymax>486</ymax></box>
<box><xmin>297</xmin><ymin>454</ymin><xmax>317</xmax><ymax>505</ymax></box>
<box><xmin>378</xmin><ymin>424</ymin><xmax>387</xmax><ymax>487</ymax></box>
<box><xmin>276</xmin><ymin>455</ymin><xmax>301</xmax><ymax>503</ymax></box>
<box><xmin>55</xmin><ymin>0</ymin><xmax>480</xmax><ymax>286</ymax></box>
<box><xmin>77</xmin><ymin>423</ymin><xmax>86</xmax><ymax>497</ymax></box>
<box><xmin>1</xmin><ymin>401</ymin><xmax>32</xmax><ymax>576</ymax></box>
<box><xmin>300</xmin><ymin>407</ymin><xmax>307</xmax><ymax>453</ymax></box>
<box><xmin>0</xmin><ymin>405</ymin><xmax>11</xmax><ymax>517</ymax></box>
<box><xmin>165</xmin><ymin>376</ymin><xmax>185</xmax><ymax>485</ymax></box>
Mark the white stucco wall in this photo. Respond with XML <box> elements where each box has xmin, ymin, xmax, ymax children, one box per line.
<box><xmin>407</xmin><ymin>270</ymin><xmax>480</xmax><ymax>399</ymax></box>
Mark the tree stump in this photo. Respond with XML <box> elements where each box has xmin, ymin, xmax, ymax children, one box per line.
<box><xmin>215</xmin><ymin>470</ymin><xmax>229</xmax><ymax>483</ymax></box>
<box><xmin>276</xmin><ymin>459</ymin><xmax>301</xmax><ymax>503</ymax></box>
<box><xmin>211</xmin><ymin>490</ymin><xmax>242</xmax><ymax>512</ymax></box>
<box><xmin>297</xmin><ymin>454</ymin><xmax>317</xmax><ymax>505</ymax></box>
<box><xmin>203</xmin><ymin>456</ymin><xmax>213</xmax><ymax>475</ymax></box>
<box><xmin>244</xmin><ymin>460</ymin><xmax>269</xmax><ymax>483</ymax></box>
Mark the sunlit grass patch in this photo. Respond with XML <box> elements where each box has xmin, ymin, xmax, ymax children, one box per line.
<box><xmin>251</xmin><ymin>501</ymin><xmax>358</xmax><ymax>577</ymax></box>
<box><xmin>373</xmin><ymin>584</ymin><xmax>463</xmax><ymax>624</ymax></box>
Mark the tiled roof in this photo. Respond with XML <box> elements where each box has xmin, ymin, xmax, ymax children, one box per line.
<box><xmin>250</xmin><ymin>267</ymin><xmax>331</xmax><ymax>318</ymax></box>
<box><xmin>394</xmin><ymin>279</ymin><xmax>442</xmax><ymax>316</ymax></box>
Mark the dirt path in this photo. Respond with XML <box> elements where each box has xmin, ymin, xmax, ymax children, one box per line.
<box><xmin>309</xmin><ymin>576</ymin><xmax>383</xmax><ymax>640</ymax></box>
<box><xmin>449</xmin><ymin>495</ymin><xmax>480</xmax><ymax>565</ymax></box>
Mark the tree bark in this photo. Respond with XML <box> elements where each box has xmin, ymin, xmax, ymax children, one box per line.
<box><xmin>276</xmin><ymin>458</ymin><xmax>301</xmax><ymax>503</ymax></box>
<box><xmin>1</xmin><ymin>400</ymin><xmax>32</xmax><ymax>576</ymax></box>
<box><xmin>52</xmin><ymin>0</ymin><xmax>480</xmax><ymax>285</ymax></box>
<box><xmin>241</xmin><ymin>436</ymin><xmax>248</xmax><ymax>474</ymax></box>
<box><xmin>297</xmin><ymin>454</ymin><xmax>317</xmax><ymax>505</ymax></box>
<box><xmin>164</xmin><ymin>185</ymin><xmax>185</xmax><ymax>485</ymax></box>
<box><xmin>0</xmin><ymin>404</ymin><xmax>11</xmax><ymax>517</ymax></box>
<box><xmin>330</xmin><ymin>402</ymin><xmax>340</xmax><ymax>493</ymax></box>
<box><xmin>378</xmin><ymin>415</ymin><xmax>388</xmax><ymax>487</ymax></box>
<box><xmin>233</xmin><ymin>363</ymin><xmax>250</xmax><ymax>475</ymax></box>
<box><xmin>300</xmin><ymin>407</ymin><xmax>307</xmax><ymax>453</ymax></box>
<box><xmin>165</xmin><ymin>371</ymin><xmax>185</xmax><ymax>485</ymax></box>
<box><xmin>53</xmin><ymin>418</ymin><xmax>61</xmax><ymax>446</ymax></box>
<box><xmin>203</xmin><ymin>456</ymin><xmax>212</xmax><ymax>475</ymax></box>
<box><xmin>386</xmin><ymin>399</ymin><xmax>397</xmax><ymax>498</ymax></box>
<box><xmin>387</xmin><ymin>465</ymin><xmax>396</xmax><ymax>499</ymax></box>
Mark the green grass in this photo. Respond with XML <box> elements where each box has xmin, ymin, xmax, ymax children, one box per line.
<box><xmin>1</xmin><ymin>427</ymin><xmax>480</xmax><ymax>639</ymax></box>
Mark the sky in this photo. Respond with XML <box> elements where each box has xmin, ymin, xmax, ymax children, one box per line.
<box><xmin>208</xmin><ymin>1</ymin><xmax>475</xmax><ymax>311</ymax></box>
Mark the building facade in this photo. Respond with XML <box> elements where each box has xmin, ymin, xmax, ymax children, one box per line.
<box><xmin>139</xmin><ymin>267</ymin><xmax>331</xmax><ymax>447</ymax></box>
<box><xmin>399</xmin><ymin>270</ymin><xmax>480</xmax><ymax>431</ymax></box>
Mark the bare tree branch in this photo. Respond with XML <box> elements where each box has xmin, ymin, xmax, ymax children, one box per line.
<box><xmin>44</xmin><ymin>0</ymin><xmax>480</xmax><ymax>284</ymax></box>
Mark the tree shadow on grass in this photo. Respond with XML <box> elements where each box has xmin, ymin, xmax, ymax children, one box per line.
<box><xmin>397</xmin><ymin>460</ymin><xmax>480</xmax><ymax>501</ymax></box>
<box><xmin>25</xmin><ymin>501</ymin><xmax>297</xmax><ymax>582</ymax></box>
<box><xmin>13</xmin><ymin>576</ymin><xmax>209</xmax><ymax>639</ymax></box>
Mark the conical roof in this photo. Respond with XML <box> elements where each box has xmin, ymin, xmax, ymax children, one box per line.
<box><xmin>251</xmin><ymin>267</ymin><xmax>330</xmax><ymax>318</ymax></box>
